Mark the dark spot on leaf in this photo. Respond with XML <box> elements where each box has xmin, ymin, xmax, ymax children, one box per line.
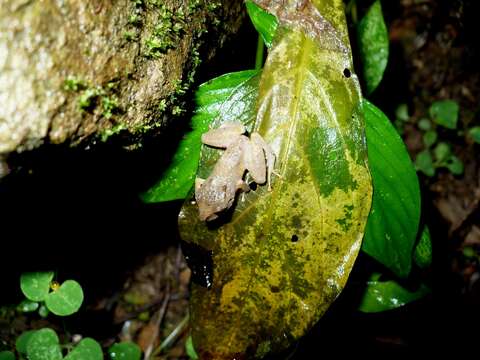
<box><xmin>343</xmin><ymin>68</ymin><xmax>351</xmax><ymax>78</ymax></box>
<box><xmin>270</xmin><ymin>285</ymin><xmax>280</xmax><ymax>293</ymax></box>
<box><xmin>291</xmin><ymin>215</ymin><xmax>302</xmax><ymax>228</ymax></box>
<box><xmin>249</xmin><ymin>182</ymin><xmax>258</xmax><ymax>191</ymax></box>
<box><xmin>291</xmin><ymin>234</ymin><xmax>299</xmax><ymax>242</ymax></box>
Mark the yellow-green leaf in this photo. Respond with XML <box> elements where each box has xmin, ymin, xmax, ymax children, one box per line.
<box><xmin>178</xmin><ymin>1</ymin><xmax>372</xmax><ymax>358</ymax></box>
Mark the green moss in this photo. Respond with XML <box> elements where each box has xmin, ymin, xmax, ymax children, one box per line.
<box><xmin>131</xmin><ymin>0</ymin><xmax>145</xmax><ymax>8</ymax></box>
<box><xmin>101</xmin><ymin>96</ymin><xmax>120</xmax><ymax>119</ymax></box>
<box><xmin>188</xmin><ymin>0</ymin><xmax>202</xmax><ymax>14</ymax></box>
<box><xmin>100</xmin><ymin>123</ymin><xmax>127</xmax><ymax>142</ymax></box>
<box><xmin>207</xmin><ymin>2</ymin><xmax>220</xmax><ymax>11</ymax></box>
<box><xmin>128</xmin><ymin>13</ymin><xmax>142</xmax><ymax>26</ymax></box>
<box><xmin>64</xmin><ymin>76</ymin><xmax>87</xmax><ymax>92</ymax></box>
<box><xmin>157</xmin><ymin>99</ymin><xmax>167</xmax><ymax>111</ymax></box>
<box><xmin>78</xmin><ymin>88</ymin><xmax>101</xmax><ymax>111</ymax></box>
<box><xmin>64</xmin><ymin>76</ymin><xmax>122</xmax><ymax>119</ymax></box>
<box><xmin>123</xmin><ymin>31</ymin><xmax>136</xmax><ymax>41</ymax></box>
<box><xmin>144</xmin><ymin>4</ymin><xmax>187</xmax><ymax>58</ymax></box>
<box><xmin>172</xmin><ymin>105</ymin><xmax>184</xmax><ymax>116</ymax></box>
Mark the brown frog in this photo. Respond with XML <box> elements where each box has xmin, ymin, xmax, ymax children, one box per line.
<box><xmin>195</xmin><ymin>122</ymin><xmax>275</xmax><ymax>221</ymax></box>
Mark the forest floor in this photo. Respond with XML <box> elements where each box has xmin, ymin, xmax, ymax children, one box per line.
<box><xmin>1</xmin><ymin>0</ymin><xmax>479</xmax><ymax>358</ymax></box>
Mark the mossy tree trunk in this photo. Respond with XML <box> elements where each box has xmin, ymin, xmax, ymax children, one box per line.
<box><xmin>0</xmin><ymin>0</ymin><xmax>244</xmax><ymax>160</ymax></box>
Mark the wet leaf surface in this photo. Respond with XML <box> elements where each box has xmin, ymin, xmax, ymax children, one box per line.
<box><xmin>179</xmin><ymin>1</ymin><xmax>372</xmax><ymax>357</ymax></box>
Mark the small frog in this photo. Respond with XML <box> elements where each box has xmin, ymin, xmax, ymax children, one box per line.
<box><xmin>195</xmin><ymin>122</ymin><xmax>275</xmax><ymax>221</ymax></box>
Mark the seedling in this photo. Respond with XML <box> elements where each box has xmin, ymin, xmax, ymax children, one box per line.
<box><xmin>415</xmin><ymin>100</ymin><xmax>464</xmax><ymax>176</ymax></box>
<box><xmin>20</xmin><ymin>272</ymin><xmax>83</xmax><ymax>317</ymax></box>
<box><xmin>11</xmin><ymin>274</ymin><xmax>142</xmax><ymax>359</ymax></box>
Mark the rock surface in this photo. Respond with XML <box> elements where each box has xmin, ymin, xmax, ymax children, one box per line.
<box><xmin>0</xmin><ymin>0</ymin><xmax>244</xmax><ymax>155</ymax></box>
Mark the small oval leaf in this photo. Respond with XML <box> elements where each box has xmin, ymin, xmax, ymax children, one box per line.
<box><xmin>26</xmin><ymin>328</ymin><xmax>62</xmax><ymax>360</ymax></box>
<box><xmin>108</xmin><ymin>342</ymin><xmax>141</xmax><ymax>360</ymax></box>
<box><xmin>65</xmin><ymin>338</ymin><xmax>103</xmax><ymax>360</ymax></box>
<box><xmin>38</xmin><ymin>304</ymin><xmax>50</xmax><ymax>318</ymax></box>
<box><xmin>362</xmin><ymin>100</ymin><xmax>421</xmax><ymax>278</ymax></box>
<box><xmin>45</xmin><ymin>280</ymin><xmax>84</xmax><ymax>316</ymax></box>
<box><xmin>20</xmin><ymin>272</ymin><xmax>54</xmax><ymax>302</ymax></box>
<box><xmin>185</xmin><ymin>336</ymin><xmax>199</xmax><ymax>360</ymax></box>
<box><xmin>359</xmin><ymin>276</ymin><xmax>430</xmax><ymax>313</ymax></box>
<box><xmin>415</xmin><ymin>150</ymin><xmax>435</xmax><ymax>177</ymax></box>
<box><xmin>469</xmin><ymin>126</ymin><xmax>480</xmax><ymax>143</ymax></box>
<box><xmin>429</xmin><ymin>100</ymin><xmax>459</xmax><ymax>129</ymax></box>
<box><xmin>357</xmin><ymin>0</ymin><xmax>389</xmax><ymax>94</ymax></box>
<box><xmin>17</xmin><ymin>299</ymin><xmax>39</xmax><ymax>313</ymax></box>
<box><xmin>16</xmin><ymin>330</ymin><xmax>37</xmax><ymax>354</ymax></box>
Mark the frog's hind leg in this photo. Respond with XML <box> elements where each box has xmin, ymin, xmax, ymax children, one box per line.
<box><xmin>248</xmin><ymin>133</ymin><xmax>276</xmax><ymax>190</ymax></box>
<box><xmin>201</xmin><ymin>122</ymin><xmax>246</xmax><ymax>148</ymax></box>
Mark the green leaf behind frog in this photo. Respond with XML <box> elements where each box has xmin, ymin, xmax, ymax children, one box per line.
<box><xmin>141</xmin><ymin>70</ymin><xmax>260</xmax><ymax>203</ymax></box>
<box><xmin>179</xmin><ymin>1</ymin><xmax>372</xmax><ymax>358</ymax></box>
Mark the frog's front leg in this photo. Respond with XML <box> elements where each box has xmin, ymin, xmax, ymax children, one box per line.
<box><xmin>244</xmin><ymin>133</ymin><xmax>276</xmax><ymax>190</ymax></box>
<box><xmin>201</xmin><ymin>121</ymin><xmax>246</xmax><ymax>148</ymax></box>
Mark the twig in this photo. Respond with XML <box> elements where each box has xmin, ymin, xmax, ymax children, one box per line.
<box><xmin>143</xmin><ymin>283</ymin><xmax>171</xmax><ymax>360</ymax></box>
<box><xmin>150</xmin><ymin>313</ymin><xmax>190</xmax><ymax>358</ymax></box>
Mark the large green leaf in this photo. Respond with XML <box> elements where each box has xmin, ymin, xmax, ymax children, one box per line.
<box><xmin>358</xmin><ymin>273</ymin><xmax>430</xmax><ymax>313</ymax></box>
<box><xmin>141</xmin><ymin>70</ymin><xmax>260</xmax><ymax>203</ymax></box>
<box><xmin>179</xmin><ymin>1</ymin><xmax>372</xmax><ymax>357</ymax></box>
<box><xmin>362</xmin><ymin>100</ymin><xmax>420</xmax><ymax>278</ymax></box>
<box><xmin>357</xmin><ymin>0</ymin><xmax>389</xmax><ymax>94</ymax></box>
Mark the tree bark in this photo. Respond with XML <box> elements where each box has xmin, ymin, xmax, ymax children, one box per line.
<box><xmin>0</xmin><ymin>0</ymin><xmax>244</xmax><ymax>157</ymax></box>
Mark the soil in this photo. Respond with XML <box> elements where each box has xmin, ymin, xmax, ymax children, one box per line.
<box><xmin>1</xmin><ymin>0</ymin><xmax>479</xmax><ymax>358</ymax></box>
